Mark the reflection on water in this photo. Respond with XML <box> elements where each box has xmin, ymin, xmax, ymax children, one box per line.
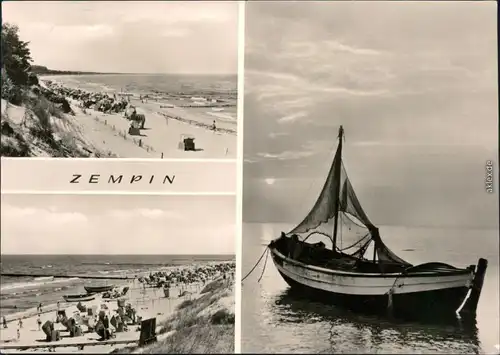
<box><xmin>242</xmin><ymin>223</ymin><xmax>499</xmax><ymax>354</ymax></box>
<box><xmin>273</xmin><ymin>289</ymin><xmax>481</xmax><ymax>354</ymax></box>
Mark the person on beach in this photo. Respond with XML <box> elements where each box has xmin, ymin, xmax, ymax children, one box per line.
<box><xmin>17</xmin><ymin>328</ymin><xmax>20</xmax><ymax>341</ymax></box>
<box><xmin>2</xmin><ymin>316</ymin><xmax>7</xmax><ymax>328</ymax></box>
<box><xmin>38</xmin><ymin>302</ymin><xmax>43</xmax><ymax>313</ymax></box>
<box><xmin>37</xmin><ymin>315</ymin><xmax>42</xmax><ymax>330</ymax></box>
<box><xmin>18</xmin><ymin>318</ymin><xmax>23</xmax><ymax>328</ymax></box>
<box><xmin>212</xmin><ymin>120</ymin><xmax>217</xmax><ymax>132</ymax></box>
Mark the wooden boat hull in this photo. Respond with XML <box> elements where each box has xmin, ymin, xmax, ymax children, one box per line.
<box><xmin>63</xmin><ymin>295</ymin><xmax>96</xmax><ymax>303</ymax></box>
<box><xmin>84</xmin><ymin>285</ymin><xmax>114</xmax><ymax>294</ymax></box>
<box><xmin>269</xmin><ymin>246</ymin><xmax>474</xmax><ymax>318</ymax></box>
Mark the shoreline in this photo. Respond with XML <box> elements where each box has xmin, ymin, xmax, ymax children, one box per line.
<box><xmin>1</xmin><ymin>260</ymin><xmax>235</xmax><ymax>318</ymax></box>
<box><xmin>41</xmin><ymin>77</ymin><xmax>237</xmax><ymax>130</ymax></box>
<box><xmin>1</xmin><ymin>75</ymin><xmax>237</xmax><ymax>158</ymax></box>
<box><xmin>0</xmin><ymin>262</ymin><xmax>235</xmax><ymax>353</ymax></box>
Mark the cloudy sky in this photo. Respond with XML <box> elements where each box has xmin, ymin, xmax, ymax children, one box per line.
<box><xmin>1</xmin><ymin>1</ymin><xmax>238</xmax><ymax>74</ymax></box>
<box><xmin>1</xmin><ymin>194</ymin><xmax>235</xmax><ymax>255</ymax></box>
<box><xmin>243</xmin><ymin>1</ymin><xmax>498</xmax><ymax>228</ymax></box>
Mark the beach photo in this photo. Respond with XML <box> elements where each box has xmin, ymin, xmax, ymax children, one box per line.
<box><xmin>1</xmin><ymin>1</ymin><xmax>237</xmax><ymax>158</ymax></box>
<box><xmin>241</xmin><ymin>1</ymin><xmax>498</xmax><ymax>354</ymax></box>
<box><xmin>0</xmin><ymin>193</ymin><xmax>236</xmax><ymax>353</ymax></box>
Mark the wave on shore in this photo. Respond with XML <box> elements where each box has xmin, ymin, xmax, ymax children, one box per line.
<box><xmin>1</xmin><ymin>277</ymin><xmax>80</xmax><ymax>293</ymax></box>
<box><xmin>205</xmin><ymin>111</ymin><xmax>236</xmax><ymax>122</ymax></box>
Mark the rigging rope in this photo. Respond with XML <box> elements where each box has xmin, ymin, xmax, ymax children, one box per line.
<box><xmin>342</xmin><ymin>211</ymin><xmax>368</xmax><ymax>229</ymax></box>
<box><xmin>241</xmin><ymin>247</ymin><xmax>268</xmax><ymax>283</ymax></box>
<box><xmin>336</xmin><ymin>233</ymin><xmax>371</xmax><ymax>252</ymax></box>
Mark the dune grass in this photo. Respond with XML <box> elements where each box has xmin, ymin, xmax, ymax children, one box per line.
<box><xmin>143</xmin><ymin>323</ymin><xmax>234</xmax><ymax>354</ymax></box>
<box><xmin>121</xmin><ymin>278</ymin><xmax>234</xmax><ymax>354</ymax></box>
<box><xmin>200</xmin><ymin>279</ymin><xmax>226</xmax><ymax>295</ymax></box>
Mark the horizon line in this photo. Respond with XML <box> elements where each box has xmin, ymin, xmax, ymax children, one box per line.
<box><xmin>0</xmin><ymin>253</ymin><xmax>236</xmax><ymax>256</ymax></box>
<box><xmin>35</xmin><ymin>68</ymin><xmax>237</xmax><ymax>76</ymax></box>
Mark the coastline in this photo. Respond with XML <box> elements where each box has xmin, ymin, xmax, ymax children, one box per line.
<box><xmin>1</xmin><ymin>75</ymin><xmax>237</xmax><ymax>158</ymax></box>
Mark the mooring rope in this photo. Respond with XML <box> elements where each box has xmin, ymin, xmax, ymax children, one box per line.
<box><xmin>241</xmin><ymin>247</ymin><xmax>269</xmax><ymax>283</ymax></box>
<box><xmin>257</xmin><ymin>248</ymin><xmax>270</xmax><ymax>283</ymax></box>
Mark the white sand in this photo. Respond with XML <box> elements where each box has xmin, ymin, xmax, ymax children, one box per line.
<box><xmin>0</xmin><ymin>281</ymin><xmax>206</xmax><ymax>353</ymax></box>
<box><xmin>76</xmin><ymin>97</ymin><xmax>236</xmax><ymax>159</ymax></box>
<box><xmin>42</xmin><ymin>74</ymin><xmax>238</xmax><ymax>159</ymax></box>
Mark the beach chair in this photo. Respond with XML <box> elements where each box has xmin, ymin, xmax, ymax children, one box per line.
<box><xmin>42</xmin><ymin>321</ymin><xmax>54</xmax><ymax>341</ymax></box>
<box><xmin>178</xmin><ymin>134</ymin><xmax>196</xmax><ymax>151</ymax></box>
<box><xmin>110</xmin><ymin>315</ymin><xmax>117</xmax><ymax>329</ymax></box>
<box><xmin>51</xmin><ymin>330</ymin><xmax>61</xmax><ymax>342</ymax></box>
<box><xmin>128</xmin><ymin>124</ymin><xmax>141</xmax><ymax>136</ymax></box>
<box><xmin>138</xmin><ymin>318</ymin><xmax>157</xmax><ymax>347</ymax></box>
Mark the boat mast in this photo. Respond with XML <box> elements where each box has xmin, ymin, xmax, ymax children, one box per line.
<box><xmin>332</xmin><ymin>125</ymin><xmax>344</xmax><ymax>251</ymax></box>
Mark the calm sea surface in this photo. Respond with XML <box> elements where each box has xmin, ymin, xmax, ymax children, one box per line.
<box><xmin>242</xmin><ymin>223</ymin><xmax>499</xmax><ymax>354</ymax></box>
<box><xmin>43</xmin><ymin>74</ymin><xmax>236</xmax><ymax>96</ymax></box>
<box><xmin>0</xmin><ymin>254</ymin><xmax>233</xmax><ymax>317</ymax></box>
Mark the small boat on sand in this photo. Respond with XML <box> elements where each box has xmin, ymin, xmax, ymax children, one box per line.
<box><xmin>63</xmin><ymin>294</ymin><xmax>96</xmax><ymax>302</ymax></box>
<box><xmin>84</xmin><ymin>285</ymin><xmax>114</xmax><ymax>294</ymax></box>
<box><xmin>268</xmin><ymin>126</ymin><xmax>488</xmax><ymax>320</ymax></box>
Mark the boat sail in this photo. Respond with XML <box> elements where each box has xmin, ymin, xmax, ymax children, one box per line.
<box><xmin>268</xmin><ymin>125</ymin><xmax>487</xmax><ymax>318</ymax></box>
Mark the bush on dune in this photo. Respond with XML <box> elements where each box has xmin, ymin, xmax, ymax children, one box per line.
<box><xmin>200</xmin><ymin>279</ymin><xmax>226</xmax><ymax>294</ymax></box>
<box><xmin>0</xmin><ymin>22</ymin><xmax>106</xmax><ymax>158</ymax></box>
<box><xmin>1</xmin><ymin>23</ymin><xmax>32</xmax><ymax>87</ymax></box>
<box><xmin>1</xmin><ymin>23</ymin><xmax>33</xmax><ymax>105</ymax></box>
<box><xmin>1</xmin><ymin>69</ymin><xmax>25</xmax><ymax>105</ymax></box>
<box><xmin>210</xmin><ymin>309</ymin><xmax>234</xmax><ymax>325</ymax></box>
<box><xmin>177</xmin><ymin>299</ymin><xmax>194</xmax><ymax>310</ymax></box>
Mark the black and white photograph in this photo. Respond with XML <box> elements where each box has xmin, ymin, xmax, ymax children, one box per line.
<box><xmin>1</xmin><ymin>1</ymin><xmax>237</xmax><ymax>159</ymax></box>
<box><xmin>241</xmin><ymin>2</ymin><xmax>498</xmax><ymax>354</ymax></box>
<box><xmin>0</xmin><ymin>193</ymin><xmax>235</xmax><ymax>353</ymax></box>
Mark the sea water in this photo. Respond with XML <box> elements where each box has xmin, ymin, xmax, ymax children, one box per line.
<box><xmin>0</xmin><ymin>254</ymin><xmax>233</xmax><ymax>317</ymax></box>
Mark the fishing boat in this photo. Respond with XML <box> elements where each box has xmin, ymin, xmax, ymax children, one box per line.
<box><xmin>63</xmin><ymin>294</ymin><xmax>96</xmax><ymax>302</ymax></box>
<box><xmin>268</xmin><ymin>126</ymin><xmax>487</xmax><ymax>319</ymax></box>
<box><xmin>84</xmin><ymin>285</ymin><xmax>114</xmax><ymax>294</ymax></box>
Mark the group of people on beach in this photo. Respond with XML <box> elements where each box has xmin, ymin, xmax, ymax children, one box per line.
<box><xmin>43</xmin><ymin>80</ymin><xmax>130</xmax><ymax>115</ymax></box>
<box><xmin>138</xmin><ymin>262</ymin><xmax>235</xmax><ymax>288</ymax></box>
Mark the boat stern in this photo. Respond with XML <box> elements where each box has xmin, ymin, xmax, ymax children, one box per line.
<box><xmin>459</xmin><ymin>258</ymin><xmax>488</xmax><ymax>316</ymax></box>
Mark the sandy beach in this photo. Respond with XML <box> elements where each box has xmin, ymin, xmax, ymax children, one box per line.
<box><xmin>0</xmin><ymin>262</ymin><xmax>235</xmax><ymax>353</ymax></box>
<box><xmin>1</xmin><ymin>78</ymin><xmax>237</xmax><ymax>159</ymax></box>
<box><xmin>40</xmin><ymin>78</ymin><xmax>237</xmax><ymax>159</ymax></box>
